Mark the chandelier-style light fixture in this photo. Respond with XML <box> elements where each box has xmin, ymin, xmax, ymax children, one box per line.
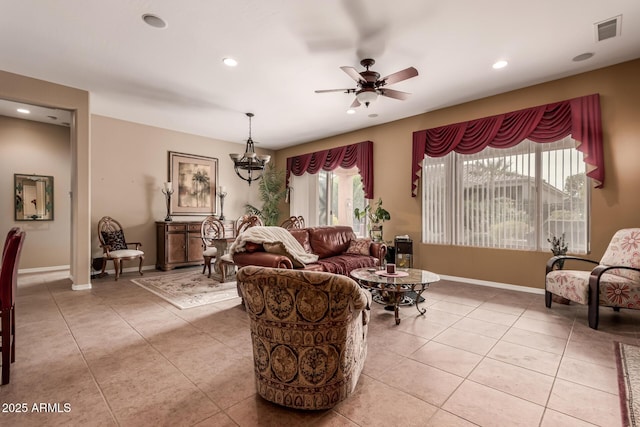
<box><xmin>229</xmin><ymin>113</ymin><xmax>270</xmax><ymax>185</ymax></box>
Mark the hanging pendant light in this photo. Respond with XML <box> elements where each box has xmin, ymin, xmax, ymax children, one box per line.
<box><xmin>229</xmin><ymin>113</ymin><xmax>270</xmax><ymax>185</ymax></box>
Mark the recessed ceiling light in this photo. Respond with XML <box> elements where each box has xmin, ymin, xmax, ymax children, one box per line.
<box><xmin>346</xmin><ymin>109</ymin><xmax>356</xmax><ymax>114</ymax></box>
<box><xmin>17</xmin><ymin>108</ymin><xmax>30</xmax><ymax>114</ymax></box>
<box><xmin>223</xmin><ymin>57</ymin><xmax>238</xmax><ymax>67</ymax></box>
<box><xmin>142</xmin><ymin>14</ymin><xmax>167</xmax><ymax>29</ymax></box>
<box><xmin>573</xmin><ymin>52</ymin><xmax>594</xmax><ymax>62</ymax></box>
<box><xmin>492</xmin><ymin>60</ymin><xmax>508</xmax><ymax>70</ymax></box>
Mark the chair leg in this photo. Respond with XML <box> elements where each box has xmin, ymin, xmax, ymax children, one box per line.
<box><xmin>220</xmin><ymin>262</ymin><xmax>226</xmax><ymax>283</ymax></box>
<box><xmin>545</xmin><ymin>291</ymin><xmax>552</xmax><ymax>308</ymax></box>
<box><xmin>588</xmin><ymin>303</ymin><xmax>599</xmax><ymax>329</ymax></box>
<box><xmin>203</xmin><ymin>256</ymin><xmax>212</xmax><ymax>278</ymax></box>
<box><xmin>1</xmin><ymin>310</ymin><xmax>10</xmax><ymax>385</ymax></box>
<box><xmin>138</xmin><ymin>256</ymin><xmax>144</xmax><ymax>276</ymax></box>
<box><xmin>588</xmin><ymin>276</ymin><xmax>600</xmax><ymax>330</ymax></box>
<box><xmin>100</xmin><ymin>258</ymin><xmax>107</xmax><ymax>276</ymax></box>
<box><xmin>11</xmin><ymin>306</ymin><xmax>15</xmax><ymax>363</ymax></box>
<box><xmin>113</xmin><ymin>259</ymin><xmax>121</xmax><ymax>281</ymax></box>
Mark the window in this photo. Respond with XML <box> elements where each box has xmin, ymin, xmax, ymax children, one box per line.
<box><xmin>422</xmin><ymin>136</ymin><xmax>589</xmax><ymax>253</ymax></box>
<box><xmin>290</xmin><ymin>167</ymin><xmax>366</xmax><ymax>235</ymax></box>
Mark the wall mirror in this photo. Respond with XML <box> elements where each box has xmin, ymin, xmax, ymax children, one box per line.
<box><xmin>15</xmin><ymin>174</ymin><xmax>54</xmax><ymax>221</ymax></box>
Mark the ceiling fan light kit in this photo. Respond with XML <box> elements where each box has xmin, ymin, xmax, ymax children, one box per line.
<box><xmin>316</xmin><ymin>58</ymin><xmax>418</xmax><ymax>109</ymax></box>
<box><xmin>229</xmin><ymin>113</ymin><xmax>270</xmax><ymax>185</ymax></box>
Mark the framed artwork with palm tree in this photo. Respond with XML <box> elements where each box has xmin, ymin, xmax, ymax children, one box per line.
<box><xmin>168</xmin><ymin>151</ymin><xmax>218</xmax><ymax>215</ymax></box>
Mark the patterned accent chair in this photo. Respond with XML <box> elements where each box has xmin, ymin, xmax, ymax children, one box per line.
<box><xmin>97</xmin><ymin>216</ymin><xmax>144</xmax><ymax>281</ymax></box>
<box><xmin>236</xmin><ymin>266</ymin><xmax>371</xmax><ymax>410</ymax></box>
<box><xmin>545</xmin><ymin>228</ymin><xmax>640</xmax><ymax>329</ymax></box>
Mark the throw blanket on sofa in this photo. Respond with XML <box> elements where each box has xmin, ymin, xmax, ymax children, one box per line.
<box><xmin>229</xmin><ymin>226</ymin><xmax>319</xmax><ymax>266</ymax></box>
<box><xmin>316</xmin><ymin>254</ymin><xmax>379</xmax><ymax>276</ymax></box>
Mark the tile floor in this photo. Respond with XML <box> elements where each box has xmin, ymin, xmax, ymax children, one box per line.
<box><xmin>1</xmin><ymin>268</ymin><xmax>637</xmax><ymax>426</ymax></box>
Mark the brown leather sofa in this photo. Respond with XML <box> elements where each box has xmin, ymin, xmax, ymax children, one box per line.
<box><xmin>232</xmin><ymin>225</ymin><xmax>386</xmax><ymax>276</ymax></box>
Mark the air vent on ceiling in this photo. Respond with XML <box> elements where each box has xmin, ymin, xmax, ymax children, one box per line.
<box><xmin>595</xmin><ymin>15</ymin><xmax>622</xmax><ymax>42</ymax></box>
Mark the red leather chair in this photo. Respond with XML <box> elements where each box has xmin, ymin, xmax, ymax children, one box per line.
<box><xmin>1</xmin><ymin>229</ymin><xmax>26</xmax><ymax>385</ymax></box>
<box><xmin>2</xmin><ymin>227</ymin><xmax>19</xmax><ymax>261</ymax></box>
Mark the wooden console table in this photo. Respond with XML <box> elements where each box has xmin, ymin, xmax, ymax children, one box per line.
<box><xmin>156</xmin><ymin>221</ymin><xmax>204</xmax><ymax>270</ymax></box>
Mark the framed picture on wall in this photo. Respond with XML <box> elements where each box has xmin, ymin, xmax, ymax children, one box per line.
<box><xmin>168</xmin><ymin>151</ymin><xmax>218</xmax><ymax>215</ymax></box>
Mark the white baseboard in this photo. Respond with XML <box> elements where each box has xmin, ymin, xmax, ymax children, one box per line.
<box><xmin>72</xmin><ymin>283</ymin><xmax>92</xmax><ymax>290</ymax></box>
<box><xmin>19</xmin><ymin>265</ymin><xmax>70</xmax><ymax>274</ymax></box>
<box><xmin>439</xmin><ymin>274</ymin><xmax>544</xmax><ymax>295</ymax></box>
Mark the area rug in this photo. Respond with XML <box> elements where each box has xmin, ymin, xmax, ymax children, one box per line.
<box><xmin>616</xmin><ymin>341</ymin><xmax>640</xmax><ymax>427</ymax></box>
<box><xmin>131</xmin><ymin>270</ymin><xmax>238</xmax><ymax>309</ymax></box>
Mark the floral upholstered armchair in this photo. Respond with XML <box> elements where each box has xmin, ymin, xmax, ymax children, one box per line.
<box><xmin>545</xmin><ymin>228</ymin><xmax>640</xmax><ymax>329</ymax></box>
<box><xmin>236</xmin><ymin>266</ymin><xmax>371</xmax><ymax>410</ymax></box>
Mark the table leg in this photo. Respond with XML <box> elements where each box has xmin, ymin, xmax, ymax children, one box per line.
<box><xmin>415</xmin><ymin>288</ymin><xmax>427</xmax><ymax>317</ymax></box>
<box><xmin>212</xmin><ymin>240</ymin><xmax>229</xmax><ymax>275</ymax></box>
<box><xmin>393</xmin><ymin>292</ymin><xmax>404</xmax><ymax>325</ymax></box>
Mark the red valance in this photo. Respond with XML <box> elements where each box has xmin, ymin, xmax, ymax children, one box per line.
<box><xmin>411</xmin><ymin>94</ymin><xmax>604</xmax><ymax>196</ymax></box>
<box><xmin>286</xmin><ymin>140</ymin><xmax>374</xmax><ymax>199</ymax></box>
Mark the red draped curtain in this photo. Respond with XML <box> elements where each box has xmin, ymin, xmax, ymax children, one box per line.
<box><xmin>411</xmin><ymin>94</ymin><xmax>603</xmax><ymax>196</ymax></box>
<box><xmin>286</xmin><ymin>140</ymin><xmax>374</xmax><ymax>199</ymax></box>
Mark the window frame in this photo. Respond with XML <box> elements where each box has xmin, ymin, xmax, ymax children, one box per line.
<box><xmin>422</xmin><ymin>137</ymin><xmax>590</xmax><ymax>253</ymax></box>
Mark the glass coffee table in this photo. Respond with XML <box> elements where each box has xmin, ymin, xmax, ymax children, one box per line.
<box><xmin>350</xmin><ymin>267</ymin><xmax>440</xmax><ymax>325</ymax></box>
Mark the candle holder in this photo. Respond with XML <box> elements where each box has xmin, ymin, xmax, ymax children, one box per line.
<box><xmin>161</xmin><ymin>183</ymin><xmax>174</xmax><ymax>222</ymax></box>
<box><xmin>218</xmin><ymin>189</ymin><xmax>227</xmax><ymax>221</ymax></box>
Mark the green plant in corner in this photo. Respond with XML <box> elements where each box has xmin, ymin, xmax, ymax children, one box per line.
<box><xmin>354</xmin><ymin>197</ymin><xmax>391</xmax><ymax>224</ymax></box>
<box><xmin>547</xmin><ymin>233</ymin><xmax>568</xmax><ymax>256</ymax></box>
<box><xmin>245</xmin><ymin>163</ymin><xmax>285</xmax><ymax>226</ymax></box>
<box><xmin>354</xmin><ymin>198</ymin><xmax>391</xmax><ymax>241</ymax></box>
<box><xmin>547</xmin><ymin>232</ymin><xmax>568</xmax><ymax>270</ymax></box>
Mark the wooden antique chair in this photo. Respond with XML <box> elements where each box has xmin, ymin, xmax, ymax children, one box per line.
<box><xmin>236</xmin><ymin>214</ymin><xmax>264</xmax><ymax>234</ymax></box>
<box><xmin>280</xmin><ymin>215</ymin><xmax>305</xmax><ymax>230</ymax></box>
<box><xmin>237</xmin><ymin>266</ymin><xmax>371</xmax><ymax>409</ymax></box>
<box><xmin>545</xmin><ymin>228</ymin><xmax>640</xmax><ymax>329</ymax></box>
<box><xmin>1</xmin><ymin>229</ymin><xmax>26</xmax><ymax>385</ymax></box>
<box><xmin>218</xmin><ymin>215</ymin><xmax>263</xmax><ymax>282</ymax></box>
<box><xmin>201</xmin><ymin>216</ymin><xmax>225</xmax><ymax>278</ymax></box>
<box><xmin>97</xmin><ymin>216</ymin><xmax>144</xmax><ymax>281</ymax></box>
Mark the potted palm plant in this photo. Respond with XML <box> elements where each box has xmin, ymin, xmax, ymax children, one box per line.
<box><xmin>354</xmin><ymin>198</ymin><xmax>391</xmax><ymax>242</ymax></box>
<box><xmin>245</xmin><ymin>163</ymin><xmax>286</xmax><ymax>225</ymax></box>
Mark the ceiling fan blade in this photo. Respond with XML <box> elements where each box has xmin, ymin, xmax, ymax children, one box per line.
<box><xmin>315</xmin><ymin>88</ymin><xmax>355</xmax><ymax>93</ymax></box>
<box><xmin>349</xmin><ymin>98</ymin><xmax>361</xmax><ymax>108</ymax></box>
<box><xmin>379</xmin><ymin>88</ymin><xmax>410</xmax><ymax>100</ymax></box>
<box><xmin>340</xmin><ymin>66</ymin><xmax>365</xmax><ymax>83</ymax></box>
<box><xmin>380</xmin><ymin>67</ymin><xmax>418</xmax><ymax>86</ymax></box>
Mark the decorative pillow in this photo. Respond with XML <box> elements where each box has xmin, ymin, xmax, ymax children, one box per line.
<box><xmin>244</xmin><ymin>241</ymin><xmax>264</xmax><ymax>253</ymax></box>
<box><xmin>263</xmin><ymin>241</ymin><xmax>304</xmax><ymax>268</ymax></box>
<box><xmin>346</xmin><ymin>238</ymin><xmax>371</xmax><ymax>256</ymax></box>
<box><xmin>101</xmin><ymin>230</ymin><xmax>127</xmax><ymax>251</ymax></box>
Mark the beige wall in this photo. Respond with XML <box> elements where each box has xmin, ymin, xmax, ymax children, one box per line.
<box><xmin>0</xmin><ymin>69</ymin><xmax>91</xmax><ymax>289</ymax></box>
<box><xmin>276</xmin><ymin>59</ymin><xmax>640</xmax><ymax>290</ymax></box>
<box><xmin>0</xmin><ymin>116</ymin><xmax>71</xmax><ymax>269</ymax></box>
<box><xmin>91</xmin><ymin>115</ymin><xmax>272</xmax><ymax>269</ymax></box>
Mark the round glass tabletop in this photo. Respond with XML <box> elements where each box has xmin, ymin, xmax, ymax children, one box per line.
<box><xmin>350</xmin><ymin>267</ymin><xmax>440</xmax><ymax>286</ymax></box>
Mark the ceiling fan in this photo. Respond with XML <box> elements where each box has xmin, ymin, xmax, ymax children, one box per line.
<box><xmin>315</xmin><ymin>58</ymin><xmax>418</xmax><ymax>108</ymax></box>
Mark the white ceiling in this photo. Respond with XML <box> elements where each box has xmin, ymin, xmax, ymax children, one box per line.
<box><xmin>1</xmin><ymin>0</ymin><xmax>639</xmax><ymax>149</ymax></box>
